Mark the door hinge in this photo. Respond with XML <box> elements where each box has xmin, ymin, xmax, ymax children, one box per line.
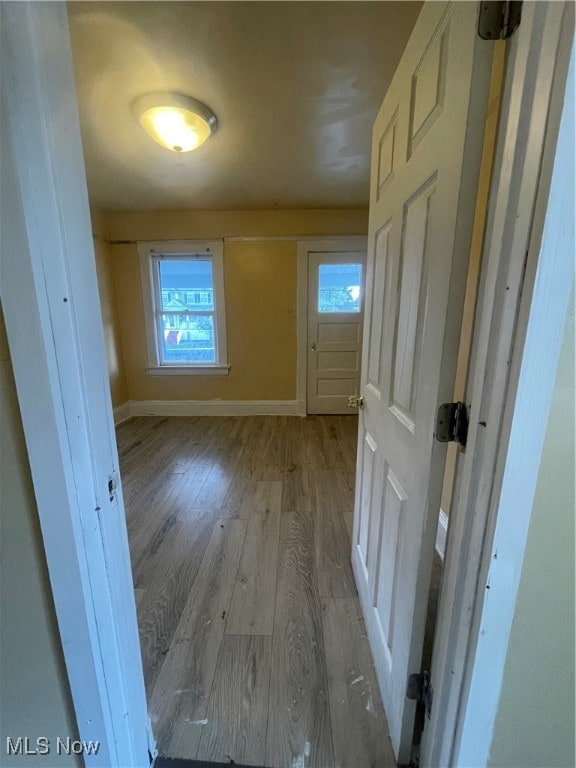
<box><xmin>435</xmin><ymin>401</ymin><xmax>469</xmax><ymax>447</ymax></box>
<box><xmin>407</xmin><ymin>671</ymin><xmax>433</xmax><ymax>718</ymax></box>
<box><xmin>478</xmin><ymin>1</ymin><xmax>522</xmax><ymax>40</ymax></box>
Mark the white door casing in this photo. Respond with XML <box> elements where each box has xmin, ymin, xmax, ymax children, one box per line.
<box><xmin>307</xmin><ymin>251</ymin><xmax>366</xmax><ymax>414</ymax></box>
<box><xmin>423</xmin><ymin>5</ymin><xmax>574</xmax><ymax>766</ymax></box>
<box><xmin>351</xmin><ymin>3</ymin><xmax>494</xmax><ymax>762</ymax></box>
<box><xmin>1</xmin><ymin>4</ymin><xmax>152</xmax><ymax>765</ymax></box>
<box><xmin>3</xmin><ymin>2</ymin><xmax>571</xmax><ymax>767</ymax></box>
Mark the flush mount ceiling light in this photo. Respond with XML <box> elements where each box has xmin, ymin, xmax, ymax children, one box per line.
<box><xmin>132</xmin><ymin>93</ymin><xmax>218</xmax><ymax>153</ymax></box>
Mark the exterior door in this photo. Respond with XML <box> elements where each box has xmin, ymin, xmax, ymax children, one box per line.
<box><xmin>307</xmin><ymin>251</ymin><xmax>365</xmax><ymax>414</ymax></box>
<box><xmin>351</xmin><ymin>2</ymin><xmax>493</xmax><ymax>762</ymax></box>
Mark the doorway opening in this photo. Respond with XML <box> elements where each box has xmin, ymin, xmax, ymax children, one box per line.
<box><xmin>88</xmin><ymin>3</ymin><xmax>502</xmax><ymax>759</ymax></box>
<box><xmin>3</xmin><ymin>1</ymin><xmax>572</xmax><ymax>768</ymax></box>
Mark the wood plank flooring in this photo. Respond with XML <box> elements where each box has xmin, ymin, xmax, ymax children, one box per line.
<box><xmin>117</xmin><ymin>415</ymin><xmax>396</xmax><ymax>768</ymax></box>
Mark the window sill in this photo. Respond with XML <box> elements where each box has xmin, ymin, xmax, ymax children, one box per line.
<box><xmin>145</xmin><ymin>365</ymin><xmax>230</xmax><ymax>376</ymax></box>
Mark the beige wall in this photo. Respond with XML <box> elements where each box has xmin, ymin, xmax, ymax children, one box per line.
<box><xmin>91</xmin><ymin>207</ymin><xmax>129</xmax><ymax>408</ymax></box>
<box><xmin>488</xmin><ymin>286</ymin><xmax>575</xmax><ymax>768</ymax></box>
<box><xmin>107</xmin><ymin>209</ymin><xmax>368</xmax><ymax>402</ymax></box>
<box><xmin>106</xmin><ymin>208</ymin><xmax>369</xmax><ymax>243</ymax></box>
<box><xmin>114</xmin><ymin>239</ymin><xmax>298</xmax><ymax>400</ymax></box>
<box><xmin>0</xmin><ymin>306</ymin><xmax>80</xmax><ymax>767</ymax></box>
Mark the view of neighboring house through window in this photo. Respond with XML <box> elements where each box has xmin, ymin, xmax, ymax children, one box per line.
<box><xmin>139</xmin><ymin>241</ymin><xmax>228</xmax><ymax>372</ymax></box>
<box><xmin>155</xmin><ymin>258</ymin><xmax>216</xmax><ymax>363</ymax></box>
<box><xmin>318</xmin><ymin>263</ymin><xmax>362</xmax><ymax>312</ymax></box>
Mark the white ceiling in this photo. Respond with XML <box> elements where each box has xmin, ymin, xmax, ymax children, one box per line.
<box><xmin>68</xmin><ymin>2</ymin><xmax>422</xmax><ymax>211</ymax></box>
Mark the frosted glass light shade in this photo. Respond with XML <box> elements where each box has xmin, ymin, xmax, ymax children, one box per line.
<box><xmin>132</xmin><ymin>93</ymin><xmax>217</xmax><ymax>152</ymax></box>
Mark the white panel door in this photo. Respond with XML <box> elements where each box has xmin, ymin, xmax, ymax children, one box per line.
<box><xmin>307</xmin><ymin>251</ymin><xmax>365</xmax><ymax>414</ymax></box>
<box><xmin>351</xmin><ymin>3</ymin><xmax>493</xmax><ymax>762</ymax></box>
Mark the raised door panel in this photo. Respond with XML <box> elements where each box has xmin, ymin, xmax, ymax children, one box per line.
<box><xmin>374</xmin><ymin>465</ymin><xmax>406</xmax><ymax>661</ymax></box>
<box><xmin>389</xmin><ymin>177</ymin><xmax>437</xmax><ymax>431</ymax></box>
<box><xmin>318</xmin><ymin>322</ymin><xmax>361</xmax><ymax>344</ymax></box>
<box><xmin>408</xmin><ymin>14</ymin><xmax>449</xmax><ymax>157</ymax></box>
<box><xmin>317</xmin><ymin>378</ymin><xmax>358</xmax><ymax>397</ymax></box>
<box><xmin>366</xmin><ymin>222</ymin><xmax>392</xmax><ymax>401</ymax></box>
<box><xmin>377</xmin><ymin>109</ymin><xmax>398</xmax><ymax>198</ymax></box>
<box><xmin>317</xmin><ymin>350</ymin><xmax>359</xmax><ymax>371</ymax></box>
<box><xmin>356</xmin><ymin>430</ymin><xmax>381</xmax><ymax>572</ymax></box>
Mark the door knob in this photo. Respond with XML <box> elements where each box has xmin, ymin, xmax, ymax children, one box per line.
<box><xmin>311</xmin><ymin>342</ymin><xmax>317</xmax><ymax>351</ymax></box>
<box><xmin>347</xmin><ymin>395</ymin><xmax>364</xmax><ymax>410</ymax></box>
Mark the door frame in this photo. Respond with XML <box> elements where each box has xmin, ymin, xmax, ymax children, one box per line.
<box><xmin>1</xmin><ymin>5</ymin><xmax>153</xmax><ymax>766</ymax></box>
<box><xmin>1</xmin><ymin>2</ymin><xmax>572</xmax><ymax>767</ymax></box>
<box><xmin>421</xmin><ymin>3</ymin><xmax>574</xmax><ymax>765</ymax></box>
<box><xmin>296</xmin><ymin>238</ymin><xmax>367</xmax><ymax>416</ymax></box>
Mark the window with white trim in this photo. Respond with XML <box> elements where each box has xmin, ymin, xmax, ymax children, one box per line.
<box><xmin>138</xmin><ymin>240</ymin><xmax>229</xmax><ymax>375</ymax></box>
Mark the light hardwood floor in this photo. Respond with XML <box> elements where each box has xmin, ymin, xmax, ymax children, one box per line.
<box><xmin>117</xmin><ymin>415</ymin><xmax>396</xmax><ymax>768</ymax></box>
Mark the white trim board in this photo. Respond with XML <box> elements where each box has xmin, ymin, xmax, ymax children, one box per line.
<box><xmin>420</xmin><ymin>5</ymin><xmax>574</xmax><ymax>766</ymax></box>
<box><xmin>116</xmin><ymin>399</ymin><xmax>298</xmax><ymax>420</ymax></box>
<box><xmin>224</xmin><ymin>235</ymin><xmax>368</xmax><ymax>243</ymax></box>
<box><xmin>113</xmin><ymin>402</ymin><xmax>131</xmax><ymax>425</ymax></box>
<box><xmin>1</xmin><ymin>4</ymin><xmax>152</xmax><ymax>765</ymax></box>
<box><xmin>110</xmin><ymin>235</ymin><xmax>370</xmax><ymax>246</ymax></box>
<box><xmin>454</xmin><ymin>24</ymin><xmax>575</xmax><ymax>768</ymax></box>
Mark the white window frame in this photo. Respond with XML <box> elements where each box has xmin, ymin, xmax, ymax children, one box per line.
<box><xmin>138</xmin><ymin>240</ymin><xmax>229</xmax><ymax>375</ymax></box>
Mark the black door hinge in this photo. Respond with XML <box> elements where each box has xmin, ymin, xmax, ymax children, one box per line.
<box><xmin>435</xmin><ymin>401</ymin><xmax>469</xmax><ymax>447</ymax></box>
<box><xmin>478</xmin><ymin>1</ymin><xmax>522</xmax><ymax>40</ymax></box>
<box><xmin>407</xmin><ymin>671</ymin><xmax>433</xmax><ymax>718</ymax></box>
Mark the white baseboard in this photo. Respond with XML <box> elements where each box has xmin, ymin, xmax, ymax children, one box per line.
<box><xmin>113</xmin><ymin>402</ymin><xmax>131</xmax><ymax>425</ymax></box>
<box><xmin>120</xmin><ymin>399</ymin><xmax>298</xmax><ymax>418</ymax></box>
<box><xmin>435</xmin><ymin>509</ymin><xmax>449</xmax><ymax>560</ymax></box>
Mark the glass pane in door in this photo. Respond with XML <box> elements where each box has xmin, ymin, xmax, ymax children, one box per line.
<box><xmin>318</xmin><ymin>263</ymin><xmax>362</xmax><ymax>312</ymax></box>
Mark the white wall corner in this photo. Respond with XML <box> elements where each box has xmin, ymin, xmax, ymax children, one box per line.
<box><xmin>113</xmin><ymin>402</ymin><xmax>132</xmax><ymax>425</ymax></box>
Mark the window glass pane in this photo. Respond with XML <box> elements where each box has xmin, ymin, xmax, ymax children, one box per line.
<box><xmin>158</xmin><ymin>259</ymin><xmax>214</xmax><ymax>311</ymax></box>
<box><xmin>159</xmin><ymin>313</ymin><xmax>215</xmax><ymax>363</ymax></box>
<box><xmin>318</xmin><ymin>263</ymin><xmax>362</xmax><ymax>312</ymax></box>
